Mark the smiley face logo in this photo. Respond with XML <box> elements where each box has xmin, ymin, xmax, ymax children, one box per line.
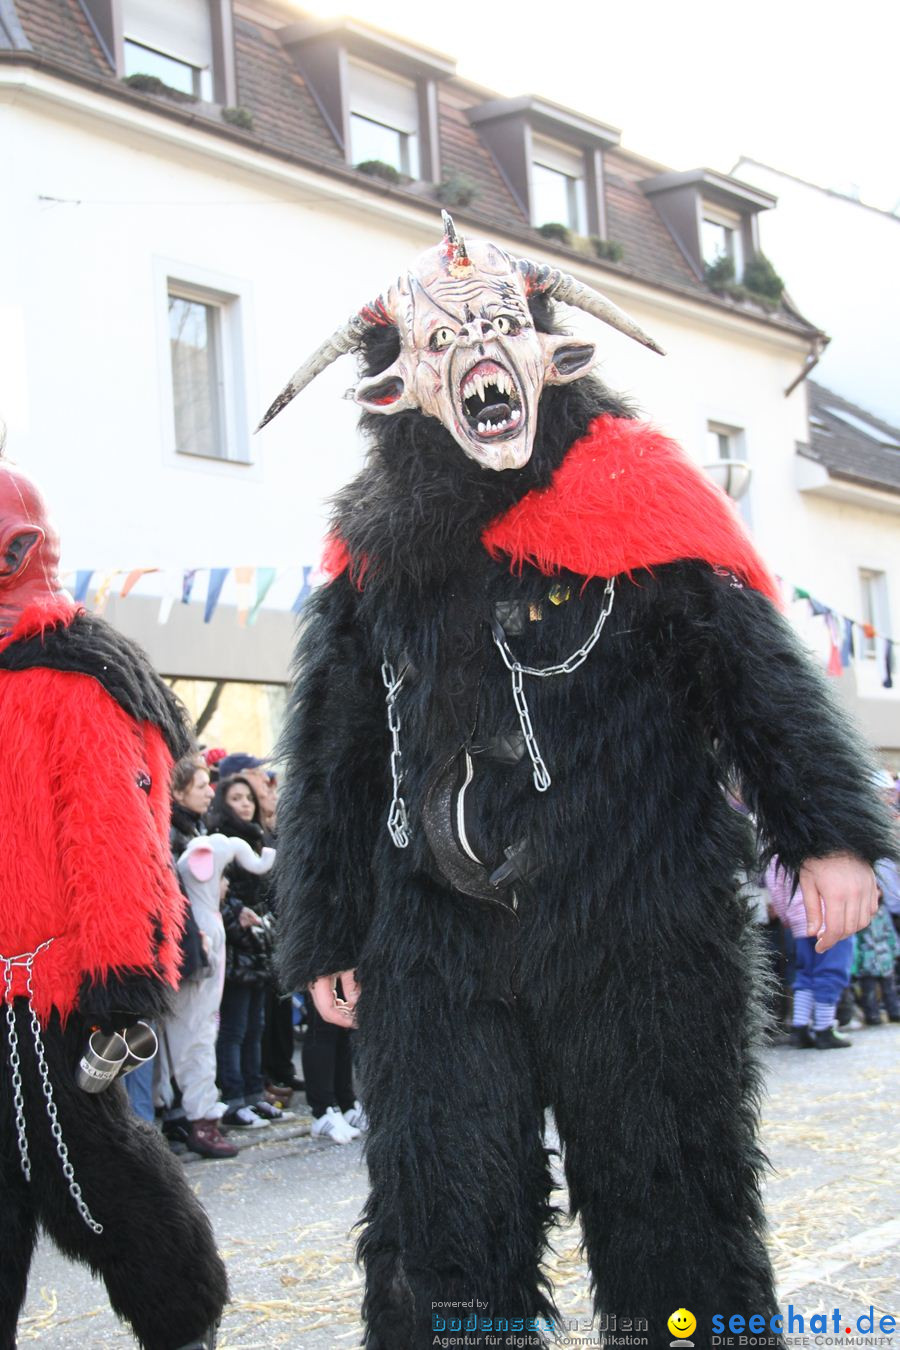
<box><xmin>667</xmin><ymin>1308</ymin><xmax>697</xmax><ymax>1340</ymax></box>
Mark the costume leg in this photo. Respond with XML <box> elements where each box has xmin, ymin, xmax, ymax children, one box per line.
<box><xmin>524</xmin><ymin>883</ymin><xmax>781</xmax><ymax>1348</ymax></box>
<box><xmin>20</xmin><ymin>1010</ymin><xmax>227</xmax><ymax>1350</ymax></box>
<box><xmin>355</xmin><ymin>887</ymin><xmax>553</xmax><ymax>1349</ymax></box>
<box><xmin>0</xmin><ymin>1120</ymin><xmax>38</xmax><ymax>1350</ymax></box>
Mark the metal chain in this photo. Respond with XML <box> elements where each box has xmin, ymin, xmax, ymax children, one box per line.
<box><xmin>492</xmin><ymin>577</ymin><xmax>616</xmax><ymax>792</ymax></box>
<box><xmin>3</xmin><ymin>960</ymin><xmax>31</xmax><ymax>1181</ymax></box>
<box><xmin>2</xmin><ymin>940</ymin><xmax>103</xmax><ymax>1235</ymax></box>
<box><xmin>381</xmin><ymin>659</ymin><xmax>410</xmax><ymax>848</ymax></box>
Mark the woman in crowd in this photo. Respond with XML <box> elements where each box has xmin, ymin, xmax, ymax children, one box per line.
<box><xmin>210</xmin><ymin>775</ymin><xmax>286</xmax><ymax>1128</ymax></box>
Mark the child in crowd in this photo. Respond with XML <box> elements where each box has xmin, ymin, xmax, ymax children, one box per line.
<box><xmin>766</xmin><ymin>859</ymin><xmax>854</xmax><ymax>1049</ymax></box>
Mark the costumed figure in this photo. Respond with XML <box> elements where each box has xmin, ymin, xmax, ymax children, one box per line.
<box><xmin>0</xmin><ymin>459</ymin><xmax>228</xmax><ymax>1349</ymax></box>
<box><xmin>157</xmin><ymin>834</ymin><xmax>276</xmax><ymax>1157</ymax></box>
<box><xmin>262</xmin><ymin>215</ymin><xmax>894</xmax><ymax>1349</ymax></box>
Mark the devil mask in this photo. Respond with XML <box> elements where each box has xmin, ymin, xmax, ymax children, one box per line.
<box><xmin>259</xmin><ymin>213</ymin><xmax>663</xmax><ymax>470</ymax></box>
<box><xmin>0</xmin><ymin>460</ymin><xmax>62</xmax><ymax>633</ymax></box>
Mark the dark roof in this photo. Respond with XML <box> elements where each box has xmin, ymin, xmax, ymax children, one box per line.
<box><xmin>799</xmin><ymin>382</ymin><xmax>900</xmax><ymax>495</ymax></box>
<box><xmin>4</xmin><ymin>0</ymin><xmax>820</xmax><ymax>339</ymax></box>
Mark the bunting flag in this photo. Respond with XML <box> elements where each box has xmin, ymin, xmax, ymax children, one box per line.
<box><xmin>182</xmin><ymin>569</ymin><xmax>198</xmax><ymax>605</ymax></box>
<box><xmin>204</xmin><ymin>568</ymin><xmax>229</xmax><ymax>624</ymax></box>
<box><xmin>234</xmin><ymin>566</ymin><xmax>254</xmax><ymax>628</ymax></box>
<box><xmin>120</xmin><ymin>567</ymin><xmax>158</xmax><ymax>598</ymax></box>
<box><xmin>292</xmin><ymin>566</ymin><xmax>313</xmax><ymax>614</ymax></box>
<box><xmin>158</xmin><ymin>570</ymin><xmax>181</xmax><ymax>626</ymax></box>
<box><xmin>248</xmin><ymin>567</ymin><xmax>278</xmax><ymax>626</ymax></box>
<box><xmin>885</xmin><ymin>640</ymin><xmax>894</xmax><ymax>690</ymax></box>
<box><xmin>840</xmin><ymin>617</ymin><xmax>854</xmax><ymax>669</ymax></box>
<box><xmin>92</xmin><ymin>569</ymin><xmax>120</xmax><ymax>616</ymax></box>
<box><xmin>73</xmin><ymin>570</ymin><xmax>93</xmax><ymax>603</ymax></box>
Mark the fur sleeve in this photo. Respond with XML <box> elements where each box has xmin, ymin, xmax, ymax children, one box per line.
<box><xmin>275</xmin><ymin>575</ymin><xmax>386</xmax><ymax>989</ymax></box>
<box><xmin>49</xmin><ymin>677</ymin><xmax>182</xmax><ymax>1019</ymax></box>
<box><xmin>687</xmin><ymin>565</ymin><xmax>896</xmax><ymax>874</ymax></box>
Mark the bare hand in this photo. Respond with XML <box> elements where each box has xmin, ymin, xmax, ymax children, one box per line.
<box><xmin>798</xmin><ymin>853</ymin><xmax>878</xmax><ymax>952</ymax></box>
<box><xmin>309</xmin><ymin>970</ymin><xmax>360</xmax><ymax>1027</ymax></box>
<box><xmin>238</xmin><ymin>906</ymin><xmax>261</xmax><ymax>929</ymax></box>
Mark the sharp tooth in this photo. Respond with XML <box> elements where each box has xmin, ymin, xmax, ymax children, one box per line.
<box><xmin>475</xmin><ymin>375</ymin><xmax>485</xmax><ymax>402</ymax></box>
<box><xmin>498</xmin><ymin>372</ymin><xmax>509</xmax><ymax>396</ymax></box>
<box><xmin>477</xmin><ymin>421</ymin><xmax>486</xmax><ymax>434</ymax></box>
<box><xmin>510</xmin><ymin>407</ymin><xmax>521</xmax><ymax>423</ymax></box>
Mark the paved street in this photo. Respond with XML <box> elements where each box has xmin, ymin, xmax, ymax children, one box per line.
<box><xmin>17</xmin><ymin>1025</ymin><xmax>900</xmax><ymax>1348</ymax></box>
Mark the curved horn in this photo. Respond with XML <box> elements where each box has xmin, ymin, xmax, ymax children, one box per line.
<box><xmin>441</xmin><ymin>209</ymin><xmax>469</xmax><ymax>265</ymax></box>
<box><xmin>256</xmin><ymin>301</ymin><xmax>392</xmax><ymax>431</ymax></box>
<box><xmin>515</xmin><ymin>259</ymin><xmax>665</xmax><ymax>356</ymax></box>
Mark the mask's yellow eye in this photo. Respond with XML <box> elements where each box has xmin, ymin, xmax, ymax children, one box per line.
<box><xmin>494</xmin><ymin>315</ymin><xmax>521</xmax><ymax>336</ymax></box>
<box><xmin>430</xmin><ymin>327</ymin><xmax>455</xmax><ymax>350</ymax></box>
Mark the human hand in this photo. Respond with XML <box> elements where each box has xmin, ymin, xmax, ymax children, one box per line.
<box><xmin>238</xmin><ymin>906</ymin><xmax>261</xmax><ymax>929</ymax></box>
<box><xmin>797</xmin><ymin>853</ymin><xmax>878</xmax><ymax>952</ymax></box>
<box><xmin>309</xmin><ymin>970</ymin><xmax>360</xmax><ymax>1027</ymax></box>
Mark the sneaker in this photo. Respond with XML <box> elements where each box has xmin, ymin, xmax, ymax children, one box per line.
<box><xmin>187</xmin><ymin>1119</ymin><xmax>239</xmax><ymax>1159</ymax></box>
<box><xmin>812</xmin><ymin>1025</ymin><xmax>852</xmax><ymax>1049</ymax></box>
<box><xmin>343</xmin><ymin>1101</ymin><xmax>369</xmax><ymax>1132</ymax></box>
<box><xmin>222</xmin><ymin>1105</ymin><xmax>270</xmax><ymax>1129</ymax></box>
<box><xmin>788</xmin><ymin>1026</ymin><xmax>815</xmax><ymax>1049</ymax></box>
<box><xmin>250</xmin><ymin>1099</ymin><xmax>295</xmax><ymax>1122</ymax></box>
<box><xmin>311</xmin><ymin>1105</ymin><xmax>360</xmax><ymax>1145</ymax></box>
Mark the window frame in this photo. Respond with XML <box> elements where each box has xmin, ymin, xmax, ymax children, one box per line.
<box><xmin>346</xmin><ymin>58</ymin><xmax>421</xmax><ymax>177</ymax></box>
<box><xmin>80</xmin><ymin>0</ymin><xmax>236</xmax><ymax>105</ymax></box>
<box><xmin>154</xmin><ymin>259</ymin><xmax>256</xmax><ymax>476</ymax></box>
<box><xmin>859</xmin><ymin>568</ymin><xmax>889</xmax><ymax>660</ymax></box>
<box><xmin>530</xmin><ymin>134</ymin><xmax>588</xmax><ymax>232</ymax></box>
<box><xmin>700</xmin><ymin>203</ymin><xmax>744</xmax><ymax>278</ymax></box>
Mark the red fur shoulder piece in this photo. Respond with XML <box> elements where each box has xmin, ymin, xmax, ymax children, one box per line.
<box><xmin>0</xmin><ymin>594</ymin><xmax>81</xmax><ymax>652</ymax></box>
<box><xmin>482</xmin><ymin>416</ymin><xmax>779</xmax><ymax>601</ymax></box>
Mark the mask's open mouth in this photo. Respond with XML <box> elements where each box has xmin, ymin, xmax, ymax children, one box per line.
<box><xmin>460</xmin><ymin>360</ymin><xmax>523</xmax><ymax>440</ymax></box>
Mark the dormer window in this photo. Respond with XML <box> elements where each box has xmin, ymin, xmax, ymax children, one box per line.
<box><xmin>531</xmin><ymin>136</ymin><xmax>587</xmax><ymax>231</ymax></box>
<box><xmin>122</xmin><ymin>0</ymin><xmax>214</xmax><ymax>100</ymax></box>
<box><xmin>468</xmin><ymin>96</ymin><xmax>618</xmax><ymax>241</ymax></box>
<box><xmin>641</xmin><ymin>169</ymin><xmax>775</xmax><ymax>284</ymax></box>
<box><xmin>348</xmin><ymin>60</ymin><xmax>420</xmax><ymax>176</ymax></box>
<box><xmin>280</xmin><ymin>19</ymin><xmax>453</xmax><ymax>184</ymax></box>
<box><xmin>701</xmin><ymin>206</ymin><xmax>744</xmax><ymax>278</ymax></box>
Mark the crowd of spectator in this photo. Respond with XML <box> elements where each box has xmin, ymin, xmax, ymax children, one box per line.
<box><xmin>123</xmin><ymin>748</ymin><xmax>366</xmax><ymax>1158</ymax></box>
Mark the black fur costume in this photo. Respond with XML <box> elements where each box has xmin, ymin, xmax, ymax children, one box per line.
<box><xmin>277</xmin><ymin>307</ymin><xmax>894</xmax><ymax>1349</ymax></box>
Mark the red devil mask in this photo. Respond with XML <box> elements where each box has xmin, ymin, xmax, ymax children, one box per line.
<box><xmin>0</xmin><ymin>460</ymin><xmax>62</xmax><ymax>635</ymax></box>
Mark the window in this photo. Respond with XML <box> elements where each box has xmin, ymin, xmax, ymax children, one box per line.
<box><xmin>122</xmin><ymin>0</ymin><xmax>213</xmax><ymax>100</ymax></box>
<box><xmin>167</xmin><ymin>280</ymin><xmax>248</xmax><ymax>463</ymax></box>
<box><xmin>707</xmin><ymin>422</ymin><xmax>738</xmax><ymax>461</ymax></box>
<box><xmin>348</xmin><ymin>60</ymin><xmax>420</xmax><ymax>176</ymax></box>
<box><xmin>704</xmin><ymin>422</ymin><xmax>751</xmax><ymax>512</ymax></box>
<box><xmin>859</xmin><ymin>569</ymin><xmax>889</xmax><ymax>659</ymax></box>
<box><xmin>701</xmin><ymin>206</ymin><xmax>743</xmax><ymax>277</ymax></box>
<box><xmin>531</xmin><ymin>135</ymin><xmax>586</xmax><ymax>231</ymax></box>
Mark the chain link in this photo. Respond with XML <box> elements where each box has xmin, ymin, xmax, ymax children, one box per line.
<box><xmin>381</xmin><ymin>659</ymin><xmax>410</xmax><ymax>848</ymax></box>
<box><xmin>492</xmin><ymin>577</ymin><xmax>616</xmax><ymax>792</ymax></box>
<box><xmin>2</xmin><ymin>941</ymin><xmax>103</xmax><ymax>1235</ymax></box>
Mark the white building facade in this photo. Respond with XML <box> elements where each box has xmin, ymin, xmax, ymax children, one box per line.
<box><xmin>1</xmin><ymin>2</ymin><xmax>895</xmax><ymax>756</ymax></box>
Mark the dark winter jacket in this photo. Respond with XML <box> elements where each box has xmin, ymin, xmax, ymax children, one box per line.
<box><xmin>210</xmin><ymin>779</ymin><xmax>275</xmax><ymax>986</ymax></box>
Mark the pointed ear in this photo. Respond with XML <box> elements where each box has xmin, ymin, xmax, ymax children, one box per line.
<box><xmin>0</xmin><ymin>526</ymin><xmax>45</xmax><ymax>580</ymax></box>
<box><xmin>354</xmin><ymin>359</ymin><xmax>417</xmax><ymax>416</ymax></box>
<box><xmin>540</xmin><ymin>332</ymin><xmax>597</xmax><ymax>385</ymax></box>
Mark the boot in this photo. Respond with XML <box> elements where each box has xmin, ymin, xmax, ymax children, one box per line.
<box><xmin>812</xmin><ymin>1025</ymin><xmax>852</xmax><ymax>1049</ymax></box>
<box><xmin>187</xmin><ymin>1119</ymin><xmax>238</xmax><ymax>1159</ymax></box>
<box><xmin>789</xmin><ymin>1025</ymin><xmax>815</xmax><ymax>1048</ymax></box>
